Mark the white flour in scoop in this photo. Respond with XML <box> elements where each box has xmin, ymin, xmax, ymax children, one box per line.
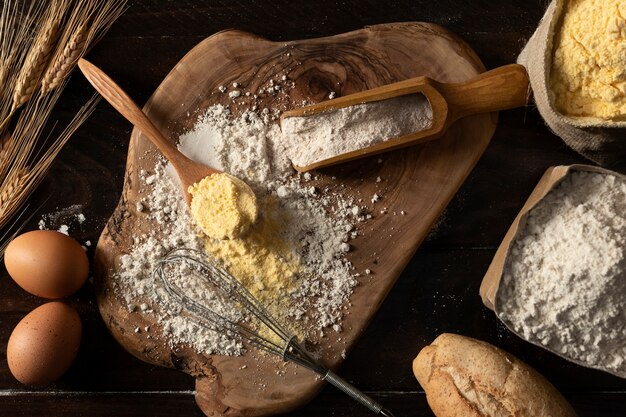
<box><xmin>497</xmin><ymin>171</ymin><xmax>626</xmax><ymax>375</ymax></box>
<box><xmin>281</xmin><ymin>94</ymin><xmax>433</xmax><ymax>167</ymax></box>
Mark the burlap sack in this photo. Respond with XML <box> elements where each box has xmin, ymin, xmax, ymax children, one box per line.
<box><xmin>518</xmin><ymin>0</ymin><xmax>626</xmax><ymax>166</ymax></box>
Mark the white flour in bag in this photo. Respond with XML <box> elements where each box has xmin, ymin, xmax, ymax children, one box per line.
<box><xmin>498</xmin><ymin>171</ymin><xmax>626</xmax><ymax>374</ymax></box>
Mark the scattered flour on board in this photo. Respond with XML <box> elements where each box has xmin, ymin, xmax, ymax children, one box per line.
<box><xmin>113</xmin><ymin>103</ymin><xmax>364</xmax><ymax>355</ymax></box>
<box><xmin>116</xmin><ymin>163</ymin><xmax>245</xmax><ymax>354</ymax></box>
<box><xmin>497</xmin><ymin>171</ymin><xmax>626</xmax><ymax>375</ymax></box>
<box><xmin>112</xmin><ymin>72</ymin><xmax>423</xmax><ymax>356</ymax></box>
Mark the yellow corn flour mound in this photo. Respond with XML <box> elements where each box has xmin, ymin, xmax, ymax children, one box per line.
<box><xmin>203</xmin><ymin>196</ymin><xmax>301</xmax><ymax>307</ymax></box>
<box><xmin>188</xmin><ymin>173</ymin><xmax>258</xmax><ymax>240</ymax></box>
<box><xmin>551</xmin><ymin>0</ymin><xmax>626</xmax><ymax>119</ymax></box>
<box><xmin>190</xmin><ymin>173</ymin><xmax>303</xmax><ymax>335</ymax></box>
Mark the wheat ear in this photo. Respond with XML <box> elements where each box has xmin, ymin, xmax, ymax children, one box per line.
<box><xmin>11</xmin><ymin>19</ymin><xmax>60</xmax><ymax>112</ymax></box>
<box><xmin>0</xmin><ymin>167</ymin><xmax>30</xmax><ymax>218</ymax></box>
<box><xmin>0</xmin><ymin>66</ymin><xmax>7</xmax><ymax>95</ymax></box>
<box><xmin>40</xmin><ymin>21</ymin><xmax>89</xmax><ymax>95</ymax></box>
<box><xmin>0</xmin><ymin>1</ymin><xmax>43</xmax><ymax>123</ymax></box>
<box><xmin>39</xmin><ymin>0</ymin><xmax>127</xmax><ymax>96</ymax></box>
<box><xmin>0</xmin><ymin>131</ymin><xmax>11</xmax><ymax>165</ymax></box>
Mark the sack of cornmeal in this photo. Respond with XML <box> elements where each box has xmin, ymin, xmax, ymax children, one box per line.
<box><xmin>480</xmin><ymin>164</ymin><xmax>626</xmax><ymax>379</ymax></box>
<box><xmin>519</xmin><ymin>0</ymin><xmax>626</xmax><ymax>166</ymax></box>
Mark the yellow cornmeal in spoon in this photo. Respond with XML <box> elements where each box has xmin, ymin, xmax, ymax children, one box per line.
<box><xmin>188</xmin><ymin>173</ymin><xmax>258</xmax><ymax>240</ymax></box>
<box><xmin>190</xmin><ymin>175</ymin><xmax>301</xmax><ymax>313</ymax></box>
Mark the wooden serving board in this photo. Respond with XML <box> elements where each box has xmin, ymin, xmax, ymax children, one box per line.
<box><xmin>94</xmin><ymin>23</ymin><xmax>497</xmax><ymax>416</ymax></box>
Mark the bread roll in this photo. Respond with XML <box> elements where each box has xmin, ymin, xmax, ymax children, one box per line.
<box><xmin>413</xmin><ymin>333</ymin><xmax>577</xmax><ymax>417</ymax></box>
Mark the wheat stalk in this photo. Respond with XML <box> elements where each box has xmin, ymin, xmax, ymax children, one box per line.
<box><xmin>0</xmin><ymin>168</ymin><xmax>30</xmax><ymax>216</ymax></box>
<box><xmin>0</xmin><ymin>2</ymin><xmax>42</xmax><ymax>129</ymax></box>
<box><xmin>0</xmin><ymin>1</ymin><xmax>21</xmax><ymax>100</ymax></box>
<box><xmin>0</xmin><ymin>131</ymin><xmax>11</xmax><ymax>166</ymax></box>
<box><xmin>0</xmin><ymin>84</ymin><xmax>62</xmax><ymax>192</ymax></box>
<box><xmin>0</xmin><ymin>0</ymin><xmax>125</xmax><ymax>237</ymax></box>
<box><xmin>0</xmin><ymin>88</ymin><xmax>99</xmax><ymax>230</ymax></box>
<box><xmin>40</xmin><ymin>0</ymin><xmax>127</xmax><ymax>96</ymax></box>
<box><xmin>11</xmin><ymin>18</ymin><xmax>60</xmax><ymax>112</ymax></box>
<box><xmin>40</xmin><ymin>21</ymin><xmax>89</xmax><ymax>95</ymax></box>
<box><xmin>0</xmin><ymin>66</ymin><xmax>7</xmax><ymax>96</ymax></box>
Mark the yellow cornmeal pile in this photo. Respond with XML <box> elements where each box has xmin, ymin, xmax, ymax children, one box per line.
<box><xmin>203</xmin><ymin>196</ymin><xmax>302</xmax><ymax>307</ymax></box>
<box><xmin>189</xmin><ymin>173</ymin><xmax>257</xmax><ymax>240</ymax></box>
<box><xmin>551</xmin><ymin>0</ymin><xmax>626</xmax><ymax>119</ymax></box>
<box><xmin>189</xmin><ymin>173</ymin><xmax>303</xmax><ymax>340</ymax></box>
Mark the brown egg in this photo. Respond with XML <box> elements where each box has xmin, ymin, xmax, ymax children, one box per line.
<box><xmin>4</xmin><ymin>230</ymin><xmax>89</xmax><ymax>298</ymax></box>
<box><xmin>7</xmin><ymin>302</ymin><xmax>82</xmax><ymax>385</ymax></box>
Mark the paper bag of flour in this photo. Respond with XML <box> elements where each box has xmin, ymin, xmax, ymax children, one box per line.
<box><xmin>480</xmin><ymin>165</ymin><xmax>626</xmax><ymax>378</ymax></box>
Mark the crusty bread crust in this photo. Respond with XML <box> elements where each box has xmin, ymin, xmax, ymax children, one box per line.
<box><xmin>413</xmin><ymin>333</ymin><xmax>578</xmax><ymax>417</ymax></box>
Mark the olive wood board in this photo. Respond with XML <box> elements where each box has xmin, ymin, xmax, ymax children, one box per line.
<box><xmin>94</xmin><ymin>22</ymin><xmax>497</xmax><ymax>417</ymax></box>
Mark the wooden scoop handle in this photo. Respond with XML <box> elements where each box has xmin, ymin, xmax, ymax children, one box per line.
<box><xmin>436</xmin><ymin>64</ymin><xmax>529</xmax><ymax>124</ymax></box>
<box><xmin>77</xmin><ymin>58</ymin><xmax>200</xmax><ymax>172</ymax></box>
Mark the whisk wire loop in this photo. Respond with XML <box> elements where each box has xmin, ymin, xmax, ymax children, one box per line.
<box><xmin>156</xmin><ymin>248</ymin><xmax>287</xmax><ymax>355</ymax></box>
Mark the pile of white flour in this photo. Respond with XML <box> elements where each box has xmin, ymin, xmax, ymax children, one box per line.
<box><xmin>281</xmin><ymin>94</ymin><xmax>433</xmax><ymax>167</ymax></box>
<box><xmin>497</xmin><ymin>171</ymin><xmax>626</xmax><ymax>375</ymax></box>
<box><xmin>118</xmin><ymin>162</ymin><xmax>245</xmax><ymax>355</ymax></box>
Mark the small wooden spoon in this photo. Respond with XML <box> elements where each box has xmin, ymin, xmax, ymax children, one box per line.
<box><xmin>280</xmin><ymin>64</ymin><xmax>529</xmax><ymax>172</ymax></box>
<box><xmin>78</xmin><ymin>58</ymin><xmax>253</xmax><ymax>207</ymax></box>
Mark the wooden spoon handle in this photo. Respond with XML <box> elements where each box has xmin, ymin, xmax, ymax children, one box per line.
<box><xmin>77</xmin><ymin>58</ymin><xmax>185</xmax><ymax>165</ymax></box>
<box><xmin>436</xmin><ymin>64</ymin><xmax>529</xmax><ymax>123</ymax></box>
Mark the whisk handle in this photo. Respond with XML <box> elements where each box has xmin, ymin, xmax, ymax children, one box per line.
<box><xmin>324</xmin><ymin>371</ymin><xmax>395</xmax><ymax>417</ymax></box>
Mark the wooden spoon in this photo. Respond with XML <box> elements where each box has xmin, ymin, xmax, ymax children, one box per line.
<box><xmin>280</xmin><ymin>64</ymin><xmax>529</xmax><ymax>172</ymax></box>
<box><xmin>77</xmin><ymin>58</ymin><xmax>254</xmax><ymax>207</ymax></box>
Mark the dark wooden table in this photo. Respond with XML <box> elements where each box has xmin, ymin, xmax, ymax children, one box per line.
<box><xmin>2</xmin><ymin>1</ymin><xmax>625</xmax><ymax>416</ymax></box>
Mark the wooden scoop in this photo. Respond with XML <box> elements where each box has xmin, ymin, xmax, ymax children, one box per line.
<box><xmin>77</xmin><ymin>58</ymin><xmax>254</xmax><ymax>207</ymax></box>
<box><xmin>281</xmin><ymin>64</ymin><xmax>529</xmax><ymax>172</ymax></box>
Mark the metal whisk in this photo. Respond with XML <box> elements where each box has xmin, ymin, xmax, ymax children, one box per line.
<box><xmin>154</xmin><ymin>248</ymin><xmax>395</xmax><ymax>417</ymax></box>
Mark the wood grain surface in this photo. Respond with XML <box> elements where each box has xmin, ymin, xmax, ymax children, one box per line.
<box><xmin>94</xmin><ymin>22</ymin><xmax>495</xmax><ymax>416</ymax></box>
<box><xmin>1</xmin><ymin>1</ymin><xmax>626</xmax><ymax>416</ymax></box>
